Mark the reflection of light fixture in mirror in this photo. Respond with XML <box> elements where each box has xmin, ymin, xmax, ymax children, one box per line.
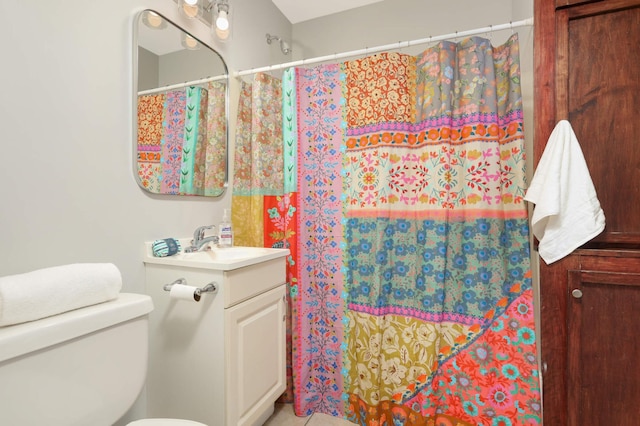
<box><xmin>179</xmin><ymin>0</ymin><xmax>200</xmax><ymax>18</ymax></box>
<box><xmin>181</xmin><ymin>33</ymin><xmax>200</xmax><ymax>50</ymax></box>
<box><xmin>142</xmin><ymin>10</ymin><xmax>168</xmax><ymax>29</ymax></box>
<box><xmin>212</xmin><ymin>0</ymin><xmax>231</xmax><ymax>41</ymax></box>
<box><xmin>266</xmin><ymin>33</ymin><xmax>292</xmax><ymax>55</ymax></box>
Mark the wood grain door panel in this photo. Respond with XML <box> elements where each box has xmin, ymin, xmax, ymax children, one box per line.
<box><xmin>561</xmin><ymin>5</ymin><xmax>640</xmax><ymax>246</ymax></box>
<box><xmin>567</xmin><ymin>270</ymin><xmax>640</xmax><ymax>425</ymax></box>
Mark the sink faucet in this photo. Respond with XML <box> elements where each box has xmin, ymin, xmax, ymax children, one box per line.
<box><xmin>185</xmin><ymin>225</ymin><xmax>219</xmax><ymax>252</ymax></box>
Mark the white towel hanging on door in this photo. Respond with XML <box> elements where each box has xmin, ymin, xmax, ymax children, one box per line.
<box><xmin>524</xmin><ymin>120</ymin><xmax>605</xmax><ymax>264</ymax></box>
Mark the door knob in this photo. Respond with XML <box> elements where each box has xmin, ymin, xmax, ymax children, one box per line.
<box><xmin>571</xmin><ymin>289</ymin><xmax>583</xmax><ymax>299</ymax></box>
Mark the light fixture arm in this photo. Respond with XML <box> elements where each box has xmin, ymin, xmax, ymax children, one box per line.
<box><xmin>204</xmin><ymin>0</ymin><xmax>228</xmax><ymax>15</ymax></box>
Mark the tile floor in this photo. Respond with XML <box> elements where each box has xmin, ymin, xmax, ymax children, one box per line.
<box><xmin>264</xmin><ymin>403</ymin><xmax>356</xmax><ymax>426</ymax></box>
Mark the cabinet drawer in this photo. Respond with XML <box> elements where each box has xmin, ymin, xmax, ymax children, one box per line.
<box><xmin>223</xmin><ymin>258</ymin><xmax>286</xmax><ymax>308</ymax></box>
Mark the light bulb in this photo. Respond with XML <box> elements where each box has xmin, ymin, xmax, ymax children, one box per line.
<box><xmin>216</xmin><ymin>10</ymin><xmax>229</xmax><ymax>31</ymax></box>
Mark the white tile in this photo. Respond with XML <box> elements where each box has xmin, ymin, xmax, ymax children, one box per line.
<box><xmin>306</xmin><ymin>412</ymin><xmax>357</xmax><ymax>426</ymax></box>
<box><xmin>263</xmin><ymin>403</ymin><xmax>310</xmax><ymax>426</ymax></box>
<box><xmin>263</xmin><ymin>403</ymin><xmax>357</xmax><ymax>426</ymax></box>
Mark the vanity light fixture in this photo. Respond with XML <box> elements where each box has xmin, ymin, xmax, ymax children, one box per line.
<box><xmin>142</xmin><ymin>10</ymin><xmax>168</xmax><ymax>29</ymax></box>
<box><xmin>212</xmin><ymin>0</ymin><xmax>231</xmax><ymax>41</ymax></box>
<box><xmin>176</xmin><ymin>0</ymin><xmax>232</xmax><ymax>42</ymax></box>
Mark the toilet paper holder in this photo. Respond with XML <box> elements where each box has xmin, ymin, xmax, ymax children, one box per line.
<box><xmin>163</xmin><ymin>278</ymin><xmax>218</xmax><ymax>296</ymax></box>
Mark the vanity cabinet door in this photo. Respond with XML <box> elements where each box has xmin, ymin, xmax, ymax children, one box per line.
<box><xmin>225</xmin><ymin>284</ymin><xmax>286</xmax><ymax>426</ymax></box>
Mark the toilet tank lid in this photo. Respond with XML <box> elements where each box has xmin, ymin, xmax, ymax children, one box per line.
<box><xmin>0</xmin><ymin>293</ymin><xmax>153</xmax><ymax>363</ymax></box>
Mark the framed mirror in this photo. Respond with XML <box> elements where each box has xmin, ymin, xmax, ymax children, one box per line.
<box><xmin>134</xmin><ymin>9</ymin><xmax>228</xmax><ymax>197</ymax></box>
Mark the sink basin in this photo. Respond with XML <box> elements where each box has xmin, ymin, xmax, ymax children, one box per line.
<box><xmin>143</xmin><ymin>240</ymin><xmax>289</xmax><ymax>271</ymax></box>
<box><xmin>202</xmin><ymin>247</ymin><xmax>277</xmax><ymax>261</ymax></box>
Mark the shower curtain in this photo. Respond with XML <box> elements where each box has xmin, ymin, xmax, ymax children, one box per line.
<box><xmin>232</xmin><ymin>73</ymin><xmax>298</xmax><ymax>402</ymax></box>
<box><xmin>234</xmin><ymin>33</ymin><xmax>541</xmax><ymax>425</ymax></box>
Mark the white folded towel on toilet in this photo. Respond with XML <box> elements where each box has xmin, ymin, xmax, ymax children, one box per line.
<box><xmin>0</xmin><ymin>263</ymin><xmax>122</xmax><ymax>327</ymax></box>
<box><xmin>524</xmin><ymin>120</ymin><xmax>605</xmax><ymax>264</ymax></box>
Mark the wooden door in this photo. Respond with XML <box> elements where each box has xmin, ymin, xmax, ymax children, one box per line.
<box><xmin>535</xmin><ymin>0</ymin><xmax>640</xmax><ymax>422</ymax></box>
<box><xmin>561</xmin><ymin>3</ymin><xmax>640</xmax><ymax>247</ymax></box>
<box><xmin>566</xmin><ymin>269</ymin><xmax>640</xmax><ymax>425</ymax></box>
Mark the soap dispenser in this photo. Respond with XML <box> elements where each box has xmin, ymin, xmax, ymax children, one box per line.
<box><xmin>219</xmin><ymin>208</ymin><xmax>233</xmax><ymax>247</ymax></box>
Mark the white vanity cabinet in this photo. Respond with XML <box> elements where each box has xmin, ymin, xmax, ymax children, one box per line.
<box><xmin>143</xmin><ymin>246</ymin><xmax>288</xmax><ymax>426</ymax></box>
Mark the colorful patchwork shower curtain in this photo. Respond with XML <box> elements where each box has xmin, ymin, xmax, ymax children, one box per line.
<box><xmin>232</xmin><ymin>34</ymin><xmax>540</xmax><ymax>425</ymax></box>
<box><xmin>282</xmin><ymin>34</ymin><xmax>541</xmax><ymax>425</ymax></box>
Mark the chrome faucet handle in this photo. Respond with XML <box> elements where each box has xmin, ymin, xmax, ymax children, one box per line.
<box><xmin>184</xmin><ymin>225</ymin><xmax>218</xmax><ymax>252</ymax></box>
<box><xmin>193</xmin><ymin>225</ymin><xmax>216</xmax><ymax>244</ymax></box>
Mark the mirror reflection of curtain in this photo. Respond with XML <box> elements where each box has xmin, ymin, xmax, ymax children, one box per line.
<box><xmin>180</xmin><ymin>86</ymin><xmax>208</xmax><ymax>195</ymax></box>
<box><xmin>205</xmin><ymin>82</ymin><xmax>227</xmax><ymax>195</ymax></box>
<box><xmin>137</xmin><ymin>83</ymin><xmax>226</xmax><ymax>196</ymax></box>
<box><xmin>160</xmin><ymin>90</ymin><xmax>186</xmax><ymax>194</ymax></box>
<box><xmin>137</xmin><ymin>94</ymin><xmax>165</xmax><ymax>193</ymax></box>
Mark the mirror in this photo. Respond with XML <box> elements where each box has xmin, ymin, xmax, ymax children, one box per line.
<box><xmin>134</xmin><ymin>10</ymin><xmax>228</xmax><ymax>197</ymax></box>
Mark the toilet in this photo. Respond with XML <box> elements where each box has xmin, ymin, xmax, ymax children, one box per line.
<box><xmin>0</xmin><ymin>293</ymin><xmax>205</xmax><ymax>426</ymax></box>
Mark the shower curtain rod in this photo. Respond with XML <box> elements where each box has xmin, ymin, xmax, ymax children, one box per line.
<box><xmin>137</xmin><ymin>74</ymin><xmax>228</xmax><ymax>96</ymax></box>
<box><xmin>235</xmin><ymin>17</ymin><xmax>533</xmax><ymax>77</ymax></box>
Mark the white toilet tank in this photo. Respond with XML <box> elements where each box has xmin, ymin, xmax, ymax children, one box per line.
<box><xmin>0</xmin><ymin>293</ymin><xmax>153</xmax><ymax>426</ymax></box>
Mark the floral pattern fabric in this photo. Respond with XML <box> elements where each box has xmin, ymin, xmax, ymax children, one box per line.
<box><xmin>232</xmin><ymin>74</ymin><xmax>283</xmax><ymax>247</ymax></box>
<box><xmin>340</xmin><ymin>34</ymin><xmax>541</xmax><ymax>425</ymax></box>
<box><xmin>161</xmin><ymin>90</ymin><xmax>186</xmax><ymax>194</ymax></box>
<box><xmin>136</xmin><ymin>83</ymin><xmax>227</xmax><ymax>196</ymax></box>
<box><xmin>293</xmin><ymin>64</ymin><xmax>345</xmax><ymax>416</ymax></box>
<box><xmin>231</xmin><ymin>35</ymin><xmax>540</xmax><ymax>426</ymax></box>
<box><xmin>137</xmin><ymin>93</ymin><xmax>165</xmax><ymax>192</ymax></box>
<box><xmin>205</xmin><ymin>82</ymin><xmax>227</xmax><ymax>196</ymax></box>
<box><xmin>179</xmin><ymin>86</ymin><xmax>206</xmax><ymax>195</ymax></box>
<box><xmin>232</xmin><ymin>73</ymin><xmax>299</xmax><ymax>403</ymax></box>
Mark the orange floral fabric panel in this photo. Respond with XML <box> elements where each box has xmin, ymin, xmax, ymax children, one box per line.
<box><xmin>343</xmin><ymin>52</ymin><xmax>417</xmax><ymax>129</ymax></box>
<box><xmin>137</xmin><ymin>94</ymin><xmax>165</xmax><ymax>192</ymax></box>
